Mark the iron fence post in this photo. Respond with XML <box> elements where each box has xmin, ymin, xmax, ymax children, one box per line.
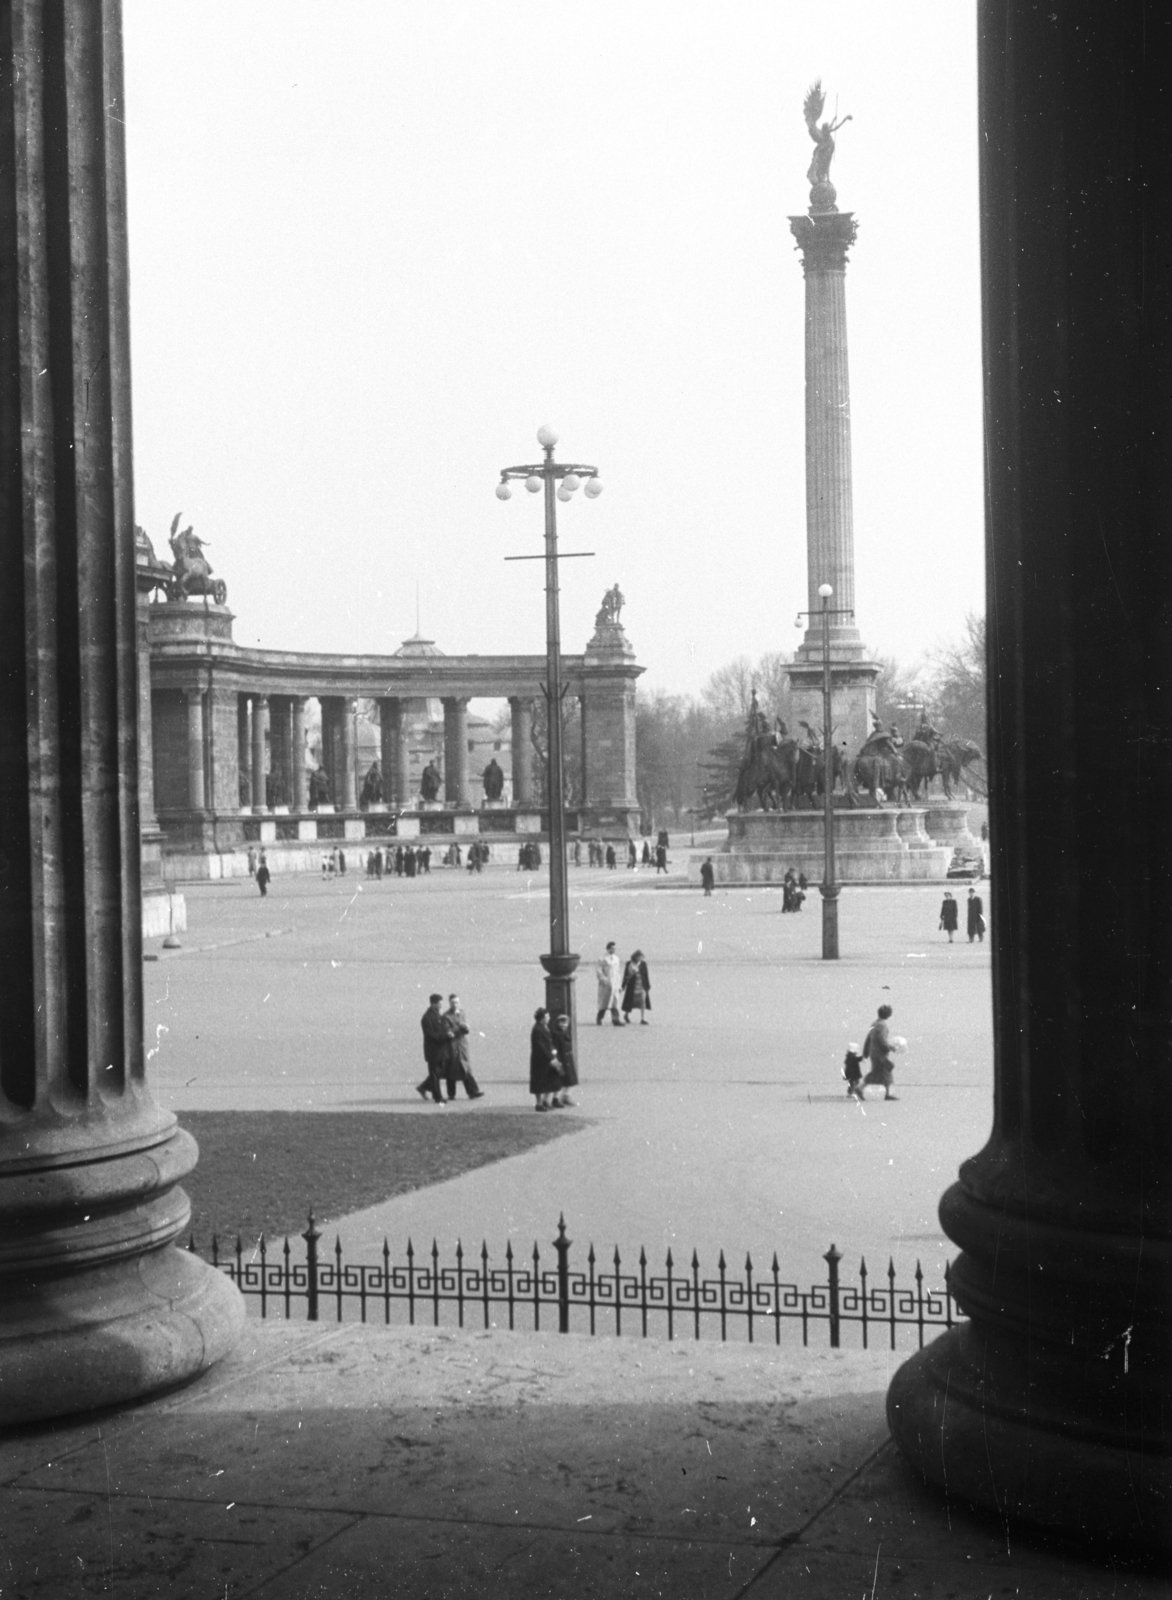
<box><xmin>303</xmin><ymin>1213</ymin><xmax>321</xmax><ymax>1322</ymax></box>
<box><xmin>554</xmin><ymin>1215</ymin><xmax>571</xmax><ymax>1334</ymax></box>
<box><xmin>824</xmin><ymin>1243</ymin><xmax>842</xmax><ymax>1348</ymax></box>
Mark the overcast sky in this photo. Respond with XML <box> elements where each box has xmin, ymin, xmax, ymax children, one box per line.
<box><xmin>122</xmin><ymin>2</ymin><xmax>982</xmax><ymax>700</ymax></box>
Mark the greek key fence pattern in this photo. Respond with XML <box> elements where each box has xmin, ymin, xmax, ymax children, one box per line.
<box><xmin>188</xmin><ymin>1215</ymin><xmax>957</xmax><ymax>1350</ymax></box>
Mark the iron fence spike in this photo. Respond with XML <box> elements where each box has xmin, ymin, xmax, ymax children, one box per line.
<box><xmin>888</xmin><ymin>1257</ymin><xmax>896</xmax><ymax>1277</ymax></box>
<box><xmin>506</xmin><ymin>1240</ymin><xmax>514</xmax><ymax>1261</ymax></box>
<box><xmin>665</xmin><ymin>1246</ymin><xmax>673</xmax><ymax>1268</ymax></box>
<box><xmin>407</xmin><ymin>1237</ymin><xmax>415</xmax><ymax>1259</ymax></box>
<box><xmin>745</xmin><ymin>1252</ymin><xmax>752</xmax><ymax>1271</ymax></box>
<box><xmin>639</xmin><ymin>1246</ymin><xmax>647</xmax><ymax>1266</ymax></box>
<box><xmin>481</xmin><ymin>1240</ymin><xmax>489</xmax><ymax>1261</ymax></box>
<box><xmin>457</xmin><ymin>1239</ymin><xmax>464</xmax><ymax>1260</ymax></box>
<box><xmin>915</xmin><ymin>1260</ymin><xmax>924</xmax><ymax>1283</ymax></box>
<box><xmin>588</xmin><ymin>1243</ymin><xmax>596</xmax><ymax>1264</ymax></box>
<box><xmin>613</xmin><ymin>1244</ymin><xmax>621</xmax><ymax>1267</ymax></box>
<box><xmin>772</xmin><ymin>1252</ymin><xmax>779</xmax><ymax>1272</ymax></box>
<box><xmin>692</xmin><ymin>1249</ymin><xmax>700</xmax><ymax>1268</ymax></box>
<box><xmin>719</xmin><ymin>1250</ymin><xmax>726</xmax><ymax>1270</ymax></box>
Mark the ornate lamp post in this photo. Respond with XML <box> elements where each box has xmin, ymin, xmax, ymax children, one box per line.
<box><xmin>497</xmin><ymin>427</ymin><xmax>603</xmax><ymax>1042</ymax></box>
<box><xmin>795</xmin><ymin>582</ymin><xmax>854</xmax><ymax>959</ymax></box>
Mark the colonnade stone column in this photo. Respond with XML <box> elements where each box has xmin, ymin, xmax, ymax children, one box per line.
<box><xmin>378</xmin><ymin>698</ymin><xmax>408</xmax><ymax>807</ymax></box>
<box><xmin>510</xmin><ymin>697</ymin><xmax>533</xmax><ymax>804</ymax></box>
<box><xmin>0</xmin><ymin>0</ymin><xmax>242</xmax><ymax>1424</ymax></box>
<box><xmin>443</xmin><ymin>697</ymin><xmax>469</xmax><ymax>806</ymax></box>
<box><xmin>340</xmin><ymin>698</ymin><xmax>357</xmax><ymax>811</ymax></box>
<box><xmin>888</xmin><ymin>2</ymin><xmax>1171</xmax><ymax>1552</ymax></box>
<box><xmin>185</xmin><ymin>689</ymin><xmax>206</xmax><ymax>810</ymax></box>
<box><xmin>250</xmin><ymin>694</ymin><xmax>268</xmax><ymax>809</ymax></box>
<box><xmin>292</xmin><ymin>697</ymin><xmax>308</xmax><ymax>812</ymax></box>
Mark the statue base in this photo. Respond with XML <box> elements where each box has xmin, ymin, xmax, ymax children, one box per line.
<box><xmin>711</xmin><ymin>807</ymin><xmax>951</xmax><ymax>884</ymax></box>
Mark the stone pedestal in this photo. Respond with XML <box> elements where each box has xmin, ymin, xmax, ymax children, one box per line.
<box><xmin>0</xmin><ymin>3</ymin><xmax>242</xmax><ymax>1425</ymax></box>
<box><xmin>921</xmin><ymin>801</ymin><xmax>978</xmax><ymax>853</ymax></box>
<box><xmin>580</xmin><ymin>621</ymin><xmax>641</xmax><ymax>837</ymax></box>
<box><xmin>714</xmin><ymin>808</ymin><xmax>950</xmax><ymax>884</ymax></box>
<box><xmin>888</xmin><ymin>5</ymin><xmax>1172</xmax><ymax>1552</ymax></box>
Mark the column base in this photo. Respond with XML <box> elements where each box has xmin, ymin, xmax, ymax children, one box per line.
<box><xmin>888</xmin><ymin>1324</ymin><xmax>1172</xmax><ymax>1555</ymax></box>
<box><xmin>0</xmin><ymin>1244</ymin><xmax>244</xmax><ymax>1427</ymax></box>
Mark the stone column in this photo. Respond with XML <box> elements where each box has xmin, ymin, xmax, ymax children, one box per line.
<box><xmin>185</xmin><ymin>689</ymin><xmax>206</xmax><ymax>810</ymax></box>
<box><xmin>340</xmin><ymin>697</ymin><xmax>358</xmax><ymax>811</ymax></box>
<box><xmin>250</xmin><ymin>694</ymin><xmax>268</xmax><ymax>809</ymax></box>
<box><xmin>385</xmin><ymin>698</ymin><xmax>411</xmax><ymax>806</ymax></box>
<box><xmin>292</xmin><ymin>697</ymin><xmax>308</xmax><ymax>811</ymax></box>
<box><xmin>888</xmin><ymin>5</ymin><xmax>1171</xmax><ymax>1551</ymax></box>
<box><xmin>0</xmin><ymin>0</ymin><xmax>242</xmax><ymax>1425</ymax></box>
<box><xmin>443</xmin><ymin>697</ymin><xmax>469</xmax><ymax>806</ymax></box>
<box><xmin>510</xmin><ymin>696</ymin><xmax>533</xmax><ymax>804</ymax></box>
<box><xmin>238</xmin><ymin>695</ymin><xmax>252</xmax><ymax>809</ymax></box>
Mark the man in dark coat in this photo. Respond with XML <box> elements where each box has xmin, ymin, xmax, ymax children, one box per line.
<box><xmin>416</xmin><ymin>994</ymin><xmax>449</xmax><ymax>1104</ymax></box>
<box><xmin>255</xmin><ymin>854</ymin><xmax>271</xmax><ymax>897</ymax></box>
<box><xmin>967</xmin><ymin>886</ymin><xmax>986</xmax><ymax>943</ymax></box>
<box><xmin>443</xmin><ymin>994</ymin><xmax>484</xmax><ymax>1100</ymax></box>
<box><xmin>549</xmin><ymin>1013</ymin><xmax>577</xmax><ymax>1107</ymax></box>
<box><xmin>700</xmin><ymin>858</ymin><xmax>715</xmax><ymax>896</ymax></box>
<box><xmin>529</xmin><ymin>1007</ymin><xmax>560</xmax><ymax>1111</ymax></box>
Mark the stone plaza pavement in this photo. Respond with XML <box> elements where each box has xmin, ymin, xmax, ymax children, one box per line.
<box><xmin>5</xmin><ymin>865</ymin><xmax>1167</xmax><ymax>1595</ymax></box>
<box><xmin>147</xmin><ymin>861</ymin><xmax>994</xmax><ymax>1282</ymax></box>
<box><xmin>6</xmin><ymin>1321</ymin><xmax>1167</xmax><ymax>1598</ymax></box>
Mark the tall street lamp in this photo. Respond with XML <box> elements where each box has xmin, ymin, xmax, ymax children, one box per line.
<box><xmin>497</xmin><ymin>426</ymin><xmax>603</xmax><ymax>1048</ymax></box>
<box><xmin>795</xmin><ymin>583</ymin><xmax>854</xmax><ymax>960</ymax></box>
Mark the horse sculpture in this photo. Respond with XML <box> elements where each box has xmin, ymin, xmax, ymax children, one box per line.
<box><xmin>852</xmin><ymin>731</ymin><xmax>909</xmax><ymax>808</ymax></box>
<box><xmin>736</xmin><ymin>732</ymin><xmax>846</xmax><ymax>812</ymax></box>
<box><xmin>903</xmin><ymin>737</ymin><xmax>984</xmax><ymax>800</ymax></box>
<box><xmin>937</xmin><ymin>739</ymin><xmax>984</xmax><ymax>799</ymax></box>
<box><xmin>167</xmin><ymin>513</ymin><xmax>227</xmax><ymax>605</ymax></box>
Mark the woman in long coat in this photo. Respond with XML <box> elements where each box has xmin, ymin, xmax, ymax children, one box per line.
<box><xmin>549</xmin><ymin>1013</ymin><xmax>578</xmax><ymax>1107</ymax></box>
<box><xmin>939</xmin><ymin>891</ymin><xmax>959</xmax><ymax>941</ymax></box>
<box><xmin>621</xmin><ymin>950</ymin><xmax>652</xmax><ymax>1024</ymax></box>
<box><xmin>529</xmin><ymin>1008</ymin><xmax>561</xmax><ymax>1111</ymax></box>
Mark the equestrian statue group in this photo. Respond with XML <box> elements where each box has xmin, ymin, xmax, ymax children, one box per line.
<box><xmin>135</xmin><ymin>514</ymin><xmax>227</xmax><ymax>605</ymax></box>
<box><xmin>735</xmin><ymin>692</ymin><xmax>982</xmax><ymax>813</ymax></box>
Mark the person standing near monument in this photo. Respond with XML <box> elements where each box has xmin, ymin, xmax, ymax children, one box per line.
<box><xmin>700</xmin><ymin>858</ymin><xmax>715</xmax><ymax>896</ymax></box>
<box><xmin>550</xmin><ymin>1013</ymin><xmax>577</xmax><ymax>1107</ymax></box>
<box><xmin>967</xmin><ymin>886</ymin><xmax>986</xmax><ymax>943</ymax></box>
<box><xmin>596</xmin><ymin>942</ymin><xmax>622</xmax><ymax>1025</ymax></box>
<box><xmin>255</xmin><ymin>853</ymin><xmax>271</xmax><ymax>898</ymax></box>
<box><xmin>939</xmin><ymin>891</ymin><xmax>959</xmax><ymax>942</ymax></box>
<box><xmin>529</xmin><ymin>1008</ymin><xmax>560</xmax><ymax>1112</ymax></box>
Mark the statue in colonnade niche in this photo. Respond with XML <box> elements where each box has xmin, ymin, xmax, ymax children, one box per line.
<box><xmin>166</xmin><ymin>512</ymin><xmax>227</xmax><ymax>605</ymax></box>
<box><xmin>482</xmin><ymin>757</ymin><xmax>504</xmax><ymax>802</ymax></box>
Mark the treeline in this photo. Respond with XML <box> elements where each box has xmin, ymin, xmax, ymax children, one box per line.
<box><xmin>636</xmin><ymin>613</ymin><xmax>988</xmax><ymax>830</ymax></box>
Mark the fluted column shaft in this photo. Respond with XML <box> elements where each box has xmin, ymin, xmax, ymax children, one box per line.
<box><xmin>250</xmin><ymin>694</ymin><xmax>268</xmax><ymax>809</ymax></box>
<box><xmin>788</xmin><ymin>211</ymin><xmax>862</xmax><ymax>653</ymax></box>
<box><xmin>510</xmin><ymin>697</ymin><xmax>533</xmax><ymax>804</ymax></box>
<box><xmin>185</xmin><ymin>690</ymin><xmax>205</xmax><ymax>810</ymax></box>
<box><xmin>0</xmin><ymin>0</ymin><xmax>241</xmax><ymax>1425</ymax></box>
<box><xmin>888</xmin><ymin>0</ymin><xmax>1172</xmax><ymax>1552</ymax></box>
<box><xmin>291</xmin><ymin>698</ymin><xmax>308</xmax><ymax>811</ymax></box>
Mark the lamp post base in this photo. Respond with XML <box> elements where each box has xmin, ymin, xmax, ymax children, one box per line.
<box><xmin>539</xmin><ymin>953</ymin><xmax>580</xmax><ymax>1058</ymax></box>
<box><xmin>819</xmin><ymin>882</ymin><xmax>840</xmax><ymax>959</ymax></box>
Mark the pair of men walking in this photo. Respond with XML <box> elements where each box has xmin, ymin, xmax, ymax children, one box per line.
<box><xmin>417</xmin><ymin>993</ymin><xmax>485</xmax><ymax>1103</ymax></box>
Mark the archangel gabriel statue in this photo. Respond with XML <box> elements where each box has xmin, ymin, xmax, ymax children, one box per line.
<box><xmin>803</xmin><ymin>79</ymin><xmax>851</xmax><ymax>212</ymax></box>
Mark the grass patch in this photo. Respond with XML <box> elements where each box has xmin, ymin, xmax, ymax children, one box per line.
<box><xmin>180</xmin><ymin>1110</ymin><xmax>587</xmax><ymax>1246</ymax></box>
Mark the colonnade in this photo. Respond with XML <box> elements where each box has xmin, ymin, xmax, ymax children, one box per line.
<box><xmin>175</xmin><ymin>690</ymin><xmax>542</xmax><ymax>814</ymax></box>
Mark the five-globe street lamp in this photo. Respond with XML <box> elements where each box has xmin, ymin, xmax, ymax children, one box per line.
<box><xmin>496</xmin><ymin>427</ymin><xmax>603</xmax><ymax>1048</ymax></box>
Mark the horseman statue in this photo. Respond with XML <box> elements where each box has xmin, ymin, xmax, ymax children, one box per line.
<box><xmin>166</xmin><ymin>513</ymin><xmax>227</xmax><ymax>605</ymax></box>
<box><xmin>734</xmin><ymin>691</ymin><xmax>846</xmax><ymax>812</ymax></box>
<box><xmin>854</xmin><ymin>711</ymin><xmax>984</xmax><ymax>805</ymax></box>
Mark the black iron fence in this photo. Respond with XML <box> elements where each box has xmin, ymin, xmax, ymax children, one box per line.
<box><xmin>188</xmin><ymin>1215</ymin><xmax>957</xmax><ymax>1351</ymax></box>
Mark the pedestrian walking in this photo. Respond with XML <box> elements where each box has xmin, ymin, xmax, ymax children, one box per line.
<box><xmin>320</xmin><ymin>850</ymin><xmax>330</xmax><ymax>878</ymax></box>
<box><xmin>338</xmin><ymin>850</ymin><xmax>346</xmax><ymax>875</ymax></box>
<box><xmin>655</xmin><ymin>843</ymin><xmax>668</xmax><ymax>874</ymax></box>
<box><xmin>255</xmin><ymin>853</ymin><xmax>271</xmax><ymax>897</ymax></box>
<box><xmin>939</xmin><ymin>891</ymin><xmax>959</xmax><ymax>942</ymax></box>
<box><xmin>843</xmin><ymin>1042</ymin><xmax>864</xmax><ymax>1100</ymax></box>
<box><xmin>443</xmin><ymin>994</ymin><xmax>484</xmax><ymax>1100</ymax></box>
<box><xmin>246</xmin><ymin>846</ymin><xmax>257</xmax><ymax>878</ymax></box>
<box><xmin>550</xmin><ymin>1013</ymin><xmax>578</xmax><ymax>1107</ymax></box>
<box><xmin>642</xmin><ymin>839</ymin><xmax>652</xmax><ymax>866</ymax></box>
<box><xmin>627</xmin><ymin>839</ymin><xmax>637</xmax><ymax>869</ymax></box>
<box><xmin>529</xmin><ymin>1007</ymin><xmax>561</xmax><ymax>1111</ymax></box>
<box><xmin>374</xmin><ymin>847</ymin><xmax>384</xmax><ymax>879</ymax></box>
<box><xmin>405</xmin><ymin>847</ymin><xmax>417</xmax><ymax>879</ymax></box>
<box><xmin>416</xmin><ymin>993</ymin><xmax>449</xmax><ymax>1104</ymax></box>
<box><xmin>967</xmin><ymin>886</ymin><xmax>986</xmax><ymax>943</ymax></box>
<box><xmin>595</xmin><ymin>942</ymin><xmax>623</xmax><ymax>1025</ymax></box>
<box><xmin>605</xmin><ymin>844</ymin><xmax>617</xmax><ymax>870</ymax></box>
<box><xmin>860</xmin><ymin>1003</ymin><xmax>899</xmax><ymax>1100</ymax></box>
<box><xmin>621</xmin><ymin>949</ymin><xmax>651</xmax><ymax>1024</ymax></box>
<box><xmin>700</xmin><ymin>857</ymin><xmax>715</xmax><ymax>896</ymax></box>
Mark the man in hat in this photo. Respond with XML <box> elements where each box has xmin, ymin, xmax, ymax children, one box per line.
<box><xmin>443</xmin><ymin>994</ymin><xmax>484</xmax><ymax>1100</ymax></box>
<box><xmin>416</xmin><ymin>993</ymin><xmax>450</xmax><ymax>1104</ymax></box>
<box><xmin>967</xmin><ymin>885</ymin><xmax>986</xmax><ymax>943</ymax></box>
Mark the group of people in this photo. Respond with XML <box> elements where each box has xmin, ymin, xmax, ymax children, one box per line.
<box><xmin>938</xmin><ymin>886</ymin><xmax>986</xmax><ymax>943</ymax></box>
<box><xmin>528</xmin><ymin>1008</ymin><xmax>578</xmax><ymax>1111</ymax></box>
<box><xmin>417</xmin><ymin>993</ymin><xmax>486</xmax><ymax>1104</ymax></box>
<box><xmin>842</xmin><ymin>1003</ymin><xmax>903</xmax><ymax>1102</ymax></box>
<box><xmin>594</xmin><ymin>941</ymin><xmax>652</xmax><ymax>1025</ymax></box>
<box><xmin>782</xmin><ymin>868</ymin><xmax>808</xmax><ymax>912</ymax></box>
<box><xmin>358</xmin><ymin>844</ymin><xmax>433</xmax><ymax>879</ymax></box>
<box><xmin>517</xmin><ymin>841</ymin><xmax>544</xmax><ymax>871</ymax></box>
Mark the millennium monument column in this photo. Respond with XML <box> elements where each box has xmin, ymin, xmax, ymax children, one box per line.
<box><xmin>0</xmin><ymin>0</ymin><xmax>242</xmax><ymax>1424</ymax></box>
<box><xmin>888</xmin><ymin>5</ymin><xmax>1171</xmax><ymax>1551</ymax></box>
<box><xmin>786</xmin><ymin>83</ymin><xmax>878</xmax><ymax>757</ymax></box>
